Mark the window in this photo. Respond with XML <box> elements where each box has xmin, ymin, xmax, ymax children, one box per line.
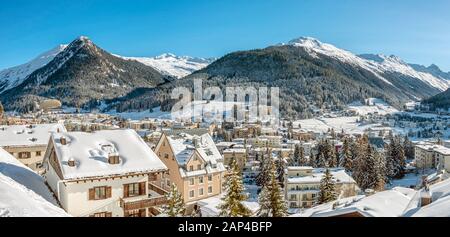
<box><xmin>124</xmin><ymin>209</ymin><xmax>146</xmax><ymax>217</ymax></box>
<box><xmin>208</xmin><ymin>175</ymin><xmax>213</xmax><ymax>182</ymax></box>
<box><xmin>190</xmin><ymin>178</ymin><xmax>194</xmax><ymax>185</ymax></box>
<box><xmin>208</xmin><ymin>186</ymin><xmax>213</xmax><ymax>194</ymax></box>
<box><xmin>189</xmin><ymin>190</ymin><xmax>195</xmax><ymax>198</ymax></box>
<box><xmin>189</xmin><ymin>165</ymin><xmax>194</xmax><ymax>171</ymax></box>
<box><xmin>199</xmin><ymin>188</ymin><xmax>204</xmax><ymax>196</ymax></box>
<box><xmin>197</xmin><ymin>164</ymin><xmax>202</xmax><ymax>170</ymax></box>
<box><xmin>18</xmin><ymin>152</ymin><xmax>31</xmax><ymax>159</ymax></box>
<box><xmin>164</xmin><ymin>153</ymin><xmax>169</xmax><ymax>159</ymax></box>
<box><xmin>91</xmin><ymin>212</ymin><xmax>112</xmax><ymax>217</ymax></box>
<box><xmin>199</xmin><ymin>176</ymin><xmax>204</xmax><ymax>184</ymax></box>
<box><xmin>36</xmin><ymin>151</ymin><xmax>42</xmax><ymax>156</ymax></box>
<box><xmin>89</xmin><ymin>186</ymin><xmax>111</xmax><ymax>200</ymax></box>
<box><xmin>123</xmin><ymin>182</ymin><xmax>146</xmax><ymax>198</ymax></box>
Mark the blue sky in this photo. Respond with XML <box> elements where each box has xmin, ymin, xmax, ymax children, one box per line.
<box><xmin>1</xmin><ymin>0</ymin><xmax>450</xmax><ymax>71</ymax></box>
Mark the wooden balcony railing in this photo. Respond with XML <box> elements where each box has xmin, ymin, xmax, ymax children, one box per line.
<box><xmin>121</xmin><ymin>196</ymin><xmax>167</xmax><ymax>211</ymax></box>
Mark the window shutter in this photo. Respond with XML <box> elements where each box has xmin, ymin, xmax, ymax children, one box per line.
<box><xmin>139</xmin><ymin>182</ymin><xmax>146</xmax><ymax>196</ymax></box>
<box><xmin>106</xmin><ymin>186</ymin><xmax>112</xmax><ymax>198</ymax></box>
<box><xmin>123</xmin><ymin>184</ymin><xmax>129</xmax><ymax>198</ymax></box>
<box><xmin>88</xmin><ymin>188</ymin><xmax>95</xmax><ymax>200</ymax></box>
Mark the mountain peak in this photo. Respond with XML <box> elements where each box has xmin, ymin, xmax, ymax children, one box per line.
<box><xmin>287</xmin><ymin>37</ymin><xmax>324</xmax><ymax>48</ymax></box>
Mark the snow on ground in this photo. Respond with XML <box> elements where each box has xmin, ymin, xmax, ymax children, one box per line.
<box><xmin>347</xmin><ymin>98</ymin><xmax>399</xmax><ymax>116</ymax></box>
<box><xmin>197</xmin><ymin>194</ymin><xmax>259</xmax><ymax>217</ymax></box>
<box><xmin>0</xmin><ymin>148</ymin><xmax>69</xmax><ymax>217</ymax></box>
<box><xmin>294</xmin><ymin>116</ymin><xmax>380</xmax><ymax>135</ymax></box>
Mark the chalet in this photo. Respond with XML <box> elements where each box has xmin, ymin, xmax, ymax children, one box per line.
<box><xmin>154</xmin><ymin>133</ymin><xmax>226</xmax><ymax>210</ymax></box>
<box><xmin>0</xmin><ymin>123</ymin><xmax>66</xmax><ymax>172</ymax></box>
<box><xmin>43</xmin><ymin>129</ymin><xmax>168</xmax><ymax>217</ymax></box>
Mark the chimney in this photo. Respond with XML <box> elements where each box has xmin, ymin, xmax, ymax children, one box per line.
<box><xmin>108</xmin><ymin>153</ymin><xmax>120</xmax><ymax>165</ymax></box>
<box><xmin>60</xmin><ymin>137</ymin><xmax>67</xmax><ymax>145</ymax></box>
<box><xmin>68</xmin><ymin>158</ymin><xmax>75</xmax><ymax>167</ymax></box>
<box><xmin>420</xmin><ymin>190</ymin><xmax>432</xmax><ymax>207</ymax></box>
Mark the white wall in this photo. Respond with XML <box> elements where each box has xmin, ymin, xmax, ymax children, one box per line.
<box><xmin>45</xmin><ymin>163</ymin><xmax>149</xmax><ymax>217</ymax></box>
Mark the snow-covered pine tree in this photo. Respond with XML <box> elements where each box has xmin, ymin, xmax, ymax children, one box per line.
<box><xmin>308</xmin><ymin>149</ymin><xmax>316</xmax><ymax>167</ymax></box>
<box><xmin>275</xmin><ymin>157</ymin><xmax>286</xmax><ymax>187</ymax></box>
<box><xmin>318</xmin><ymin>169</ymin><xmax>337</xmax><ymax>204</ymax></box>
<box><xmin>299</xmin><ymin>146</ymin><xmax>308</xmax><ymax>166</ymax></box>
<box><xmin>352</xmin><ymin>136</ymin><xmax>379</xmax><ymax>190</ymax></box>
<box><xmin>163</xmin><ymin>183</ymin><xmax>186</xmax><ymax>217</ymax></box>
<box><xmin>257</xmin><ymin>159</ymin><xmax>288</xmax><ymax>217</ymax></box>
<box><xmin>256</xmin><ymin>152</ymin><xmax>270</xmax><ymax>187</ymax></box>
<box><xmin>293</xmin><ymin>144</ymin><xmax>300</xmax><ymax>166</ymax></box>
<box><xmin>403</xmin><ymin>135</ymin><xmax>414</xmax><ymax>160</ymax></box>
<box><xmin>218</xmin><ymin>159</ymin><xmax>252</xmax><ymax>217</ymax></box>
<box><xmin>339</xmin><ymin>138</ymin><xmax>353</xmax><ymax>172</ymax></box>
<box><xmin>374</xmin><ymin>150</ymin><xmax>386</xmax><ymax>191</ymax></box>
<box><xmin>386</xmin><ymin>135</ymin><xmax>406</xmax><ymax>179</ymax></box>
<box><xmin>317</xmin><ymin>153</ymin><xmax>328</xmax><ymax>168</ymax></box>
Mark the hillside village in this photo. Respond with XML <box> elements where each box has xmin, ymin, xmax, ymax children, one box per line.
<box><xmin>0</xmin><ymin>97</ymin><xmax>449</xmax><ymax>217</ymax></box>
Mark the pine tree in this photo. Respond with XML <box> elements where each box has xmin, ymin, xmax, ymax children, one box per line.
<box><xmin>386</xmin><ymin>135</ymin><xmax>406</xmax><ymax>180</ymax></box>
<box><xmin>257</xmin><ymin>159</ymin><xmax>288</xmax><ymax>217</ymax></box>
<box><xmin>403</xmin><ymin>135</ymin><xmax>414</xmax><ymax>160</ymax></box>
<box><xmin>163</xmin><ymin>183</ymin><xmax>186</xmax><ymax>217</ymax></box>
<box><xmin>293</xmin><ymin>144</ymin><xmax>300</xmax><ymax>166</ymax></box>
<box><xmin>298</xmin><ymin>146</ymin><xmax>308</xmax><ymax>166</ymax></box>
<box><xmin>374</xmin><ymin>150</ymin><xmax>386</xmax><ymax>191</ymax></box>
<box><xmin>256</xmin><ymin>152</ymin><xmax>270</xmax><ymax>187</ymax></box>
<box><xmin>275</xmin><ymin>158</ymin><xmax>286</xmax><ymax>187</ymax></box>
<box><xmin>318</xmin><ymin>169</ymin><xmax>337</xmax><ymax>204</ymax></box>
<box><xmin>339</xmin><ymin>138</ymin><xmax>353</xmax><ymax>172</ymax></box>
<box><xmin>308</xmin><ymin>150</ymin><xmax>316</xmax><ymax>167</ymax></box>
<box><xmin>219</xmin><ymin>159</ymin><xmax>252</xmax><ymax>217</ymax></box>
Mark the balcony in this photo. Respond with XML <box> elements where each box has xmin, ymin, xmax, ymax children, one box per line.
<box><xmin>120</xmin><ymin>183</ymin><xmax>168</xmax><ymax>211</ymax></box>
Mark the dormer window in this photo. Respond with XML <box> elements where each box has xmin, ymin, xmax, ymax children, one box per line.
<box><xmin>108</xmin><ymin>154</ymin><xmax>120</xmax><ymax>165</ymax></box>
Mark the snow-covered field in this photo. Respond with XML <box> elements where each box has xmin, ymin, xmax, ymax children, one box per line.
<box><xmin>0</xmin><ymin>148</ymin><xmax>69</xmax><ymax>217</ymax></box>
<box><xmin>294</xmin><ymin>116</ymin><xmax>380</xmax><ymax>135</ymax></box>
<box><xmin>347</xmin><ymin>98</ymin><xmax>399</xmax><ymax>116</ymax></box>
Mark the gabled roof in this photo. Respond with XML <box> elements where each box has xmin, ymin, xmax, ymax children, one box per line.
<box><xmin>49</xmin><ymin>129</ymin><xmax>167</xmax><ymax>180</ymax></box>
<box><xmin>164</xmin><ymin>133</ymin><xmax>225</xmax><ymax>177</ymax></box>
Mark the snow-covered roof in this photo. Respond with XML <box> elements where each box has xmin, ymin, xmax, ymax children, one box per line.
<box><xmin>287</xmin><ymin>168</ymin><xmax>356</xmax><ymax>185</ymax></box>
<box><xmin>166</xmin><ymin>133</ymin><xmax>226</xmax><ymax>177</ymax></box>
<box><xmin>50</xmin><ymin>129</ymin><xmax>167</xmax><ymax>180</ymax></box>
<box><xmin>0</xmin><ymin>123</ymin><xmax>66</xmax><ymax>147</ymax></box>
<box><xmin>0</xmin><ymin>148</ymin><xmax>69</xmax><ymax>217</ymax></box>
<box><xmin>293</xmin><ymin>187</ymin><xmax>415</xmax><ymax>217</ymax></box>
<box><xmin>415</xmin><ymin>143</ymin><xmax>450</xmax><ymax>155</ymax></box>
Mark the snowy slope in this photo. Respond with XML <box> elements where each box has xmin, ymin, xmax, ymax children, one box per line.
<box><xmin>287</xmin><ymin>37</ymin><xmax>449</xmax><ymax>91</ymax></box>
<box><xmin>0</xmin><ymin>44</ymin><xmax>67</xmax><ymax>93</ymax></box>
<box><xmin>0</xmin><ymin>148</ymin><xmax>69</xmax><ymax>217</ymax></box>
<box><xmin>117</xmin><ymin>53</ymin><xmax>215</xmax><ymax>78</ymax></box>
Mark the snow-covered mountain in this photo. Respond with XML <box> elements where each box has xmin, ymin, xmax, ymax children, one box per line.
<box><xmin>117</xmin><ymin>53</ymin><xmax>216</xmax><ymax>78</ymax></box>
<box><xmin>287</xmin><ymin>37</ymin><xmax>449</xmax><ymax>91</ymax></box>
<box><xmin>0</xmin><ymin>44</ymin><xmax>67</xmax><ymax>94</ymax></box>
